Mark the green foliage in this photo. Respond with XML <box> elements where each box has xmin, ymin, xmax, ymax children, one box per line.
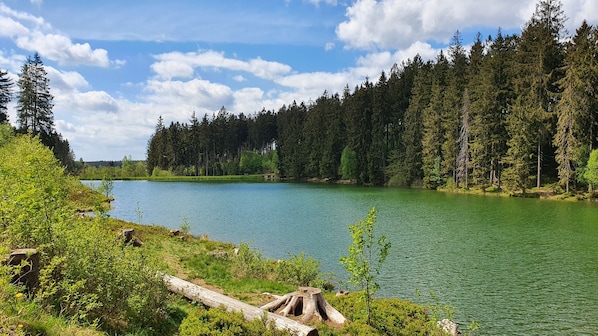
<box><xmin>36</xmin><ymin>218</ymin><xmax>171</xmax><ymax>334</ymax></box>
<box><xmin>0</xmin><ymin>134</ymin><xmax>72</xmax><ymax>249</ymax></box>
<box><xmin>340</xmin><ymin>207</ymin><xmax>391</xmax><ymax>326</ymax></box>
<box><xmin>231</xmin><ymin>242</ymin><xmax>271</xmax><ymax>279</ymax></box>
<box><xmin>179</xmin><ymin>306</ymin><xmax>292</xmax><ymax>336</ymax></box>
<box><xmin>340</xmin><ymin>146</ymin><xmax>357</xmax><ymax>180</ymax></box>
<box><xmin>0</xmin><ymin>133</ymin><xmax>171</xmax><ymax>335</ymax></box>
<box><xmin>275</xmin><ymin>252</ymin><xmax>328</xmax><ymax>288</ymax></box>
<box><xmin>327</xmin><ymin>292</ymin><xmax>438</xmax><ymax>336</ymax></box>
<box><xmin>240</xmin><ymin>150</ymin><xmax>263</xmax><ymax>174</ymax></box>
<box><xmin>583</xmin><ymin>149</ymin><xmax>598</xmax><ymax>188</ymax></box>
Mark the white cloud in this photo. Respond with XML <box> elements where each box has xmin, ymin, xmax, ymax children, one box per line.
<box><xmin>0</xmin><ymin>4</ymin><xmax>114</xmax><ymax>67</ymax></box>
<box><xmin>336</xmin><ymin>0</ymin><xmax>539</xmax><ymax>50</ymax></box>
<box><xmin>46</xmin><ymin>67</ymin><xmax>89</xmax><ymax>92</ymax></box>
<box><xmin>233</xmin><ymin>75</ymin><xmax>246</xmax><ymax>82</ymax></box>
<box><xmin>144</xmin><ymin>78</ymin><xmax>234</xmax><ymax>114</ymax></box>
<box><xmin>325</xmin><ymin>42</ymin><xmax>335</xmax><ymax>51</ymax></box>
<box><xmin>152</xmin><ymin>50</ymin><xmax>293</xmax><ymax>81</ymax></box>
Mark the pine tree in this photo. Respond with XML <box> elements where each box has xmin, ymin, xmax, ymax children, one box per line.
<box><xmin>16</xmin><ymin>53</ymin><xmax>54</xmax><ymax>137</ymax></box>
<box><xmin>0</xmin><ymin>68</ymin><xmax>13</xmax><ymax>124</ymax></box>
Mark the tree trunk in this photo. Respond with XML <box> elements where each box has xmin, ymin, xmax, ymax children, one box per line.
<box><xmin>162</xmin><ymin>274</ymin><xmax>318</xmax><ymax>336</ymax></box>
<box><xmin>261</xmin><ymin>287</ymin><xmax>346</xmax><ymax>325</ymax></box>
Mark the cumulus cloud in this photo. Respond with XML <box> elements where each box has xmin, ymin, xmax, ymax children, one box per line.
<box><xmin>46</xmin><ymin>67</ymin><xmax>89</xmax><ymax>92</ymax></box>
<box><xmin>0</xmin><ymin>3</ymin><xmax>114</xmax><ymax>67</ymax></box>
<box><xmin>144</xmin><ymin>78</ymin><xmax>234</xmax><ymax>113</ymax></box>
<box><xmin>336</xmin><ymin>0</ymin><xmax>541</xmax><ymax>50</ymax></box>
<box><xmin>151</xmin><ymin>50</ymin><xmax>292</xmax><ymax>81</ymax></box>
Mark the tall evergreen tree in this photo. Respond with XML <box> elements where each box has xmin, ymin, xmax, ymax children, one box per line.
<box><xmin>422</xmin><ymin>52</ymin><xmax>449</xmax><ymax>188</ymax></box>
<box><xmin>456</xmin><ymin>89</ymin><xmax>471</xmax><ymax>188</ymax></box>
<box><xmin>505</xmin><ymin>0</ymin><xmax>566</xmax><ymax>190</ymax></box>
<box><xmin>553</xmin><ymin>21</ymin><xmax>598</xmax><ymax>192</ymax></box>
<box><xmin>0</xmin><ymin>68</ymin><xmax>13</xmax><ymax>124</ymax></box>
<box><xmin>390</xmin><ymin>56</ymin><xmax>430</xmax><ymax>187</ymax></box>
<box><xmin>442</xmin><ymin>32</ymin><xmax>469</xmax><ymax>184</ymax></box>
<box><xmin>16</xmin><ymin>53</ymin><xmax>54</xmax><ymax>137</ymax></box>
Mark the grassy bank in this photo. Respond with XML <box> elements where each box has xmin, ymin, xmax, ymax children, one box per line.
<box><xmin>0</xmin><ymin>128</ymin><xmax>452</xmax><ymax>335</ymax></box>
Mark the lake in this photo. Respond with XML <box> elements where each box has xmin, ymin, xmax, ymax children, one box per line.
<box><xmin>99</xmin><ymin>180</ymin><xmax>598</xmax><ymax>335</ymax></box>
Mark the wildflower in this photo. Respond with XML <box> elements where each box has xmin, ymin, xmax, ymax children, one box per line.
<box><xmin>17</xmin><ymin>324</ymin><xmax>23</xmax><ymax>329</ymax></box>
<box><xmin>15</xmin><ymin>292</ymin><xmax>24</xmax><ymax>299</ymax></box>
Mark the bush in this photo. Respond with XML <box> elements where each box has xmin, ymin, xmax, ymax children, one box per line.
<box><xmin>275</xmin><ymin>252</ymin><xmax>328</xmax><ymax>288</ymax></box>
<box><xmin>327</xmin><ymin>292</ymin><xmax>439</xmax><ymax>336</ymax></box>
<box><xmin>179</xmin><ymin>306</ymin><xmax>292</xmax><ymax>336</ymax></box>
<box><xmin>230</xmin><ymin>242</ymin><xmax>271</xmax><ymax>279</ymax></box>
<box><xmin>0</xmin><ymin>134</ymin><xmax>172</xmax><ymax>335</ymax></box>
<box><xmin>37</xmin><ymin>218</ymin><xmax>171</xmax><ymax>334</ymax></box>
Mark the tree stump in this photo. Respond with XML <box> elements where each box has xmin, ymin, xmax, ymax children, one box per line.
<box><xmin>118</xmin><ymin>228</ymin><xmax>143</xmax><ymax>247</ymax></box>
<box><xmin>261</xmin><ymin>287</ymin><xmax>347</xmax><ymax>325</ymax></box>
<box><xmin>7</xmin><ymin>248</ymin><xmax>40</xmax><ymax>290</ymax></box>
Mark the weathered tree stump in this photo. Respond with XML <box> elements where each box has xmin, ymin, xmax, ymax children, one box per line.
<box><xmin>261</xmin><ymin>287</ymin><xmax>347</xmax><ymax>325</ymax></box>
<box><xmin>118</xmin><ymin>228</ymin><xmax>143</xmax><ymax>247</ymax></box>
<box><xmin>7</xmin><ymin>248</ymin><xmax>40</xmax><ymax>290</ymax></box>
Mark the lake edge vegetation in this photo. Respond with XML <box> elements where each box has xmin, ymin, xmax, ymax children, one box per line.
<box><xmin>1</xmin><ymin>126</ymin><xmax>456</xmax><ymax>335</ymax></box>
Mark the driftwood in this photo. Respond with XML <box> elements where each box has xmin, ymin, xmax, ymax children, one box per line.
<box><xmin>261</xmin><ymin>287</ymin><xmax>346</xmax><ymax>325</ymax></box>
<box><xmin>162</xmin><ymin>274</ymin><xmax>318</xmax><ymax>336</ymax></box>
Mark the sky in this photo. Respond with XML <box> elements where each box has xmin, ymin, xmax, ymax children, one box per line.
<box><xmin>1</xmin><ymin>0</ymin><xmax>597</xmax><ymax>161</ymax></box>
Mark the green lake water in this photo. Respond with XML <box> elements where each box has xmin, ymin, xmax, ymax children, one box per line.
<box><xmin>104</xmin><ymin>180</ymin><xmax>598</xmax><ymax>335</ymax></box>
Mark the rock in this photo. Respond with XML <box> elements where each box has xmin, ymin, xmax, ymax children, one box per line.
<box><xmin>169</xmin><ymin>229</ymin><xmax>181</xmax><ymax>236</ymax></box>
<box><xmin>207</xmin><ymin>250</ymin><xmax>228</xmax><ymax>258</ymax></box>
<box><xmin>437</xmin><ymin>318</ymin><xmax>460</xmax><ymax>336</ymax></box>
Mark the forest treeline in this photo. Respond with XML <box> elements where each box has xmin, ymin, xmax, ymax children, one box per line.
<box><xmin>147</xmin><ymin>0</ymin><xmax>598</xmax><ymax>193</ymax></box>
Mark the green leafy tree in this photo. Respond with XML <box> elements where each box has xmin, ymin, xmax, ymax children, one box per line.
<box><xmin>340</xmin><ymin>207</ymin><xmax>391</xmax><ymax>326</ymax></box>
<box><xmin>340</xmin><ymin>145</ymin><xmax>358</xmax><ymax>180</ymax></box>
<box><xmin>583</xmin><ymin>150</ymin><xmax>598</xmax><ymax>191</ymax></box>
<box><xmin>0</xmin><ymin>67</ymin><xmax>13</xmax><ymax>124</ymax></box>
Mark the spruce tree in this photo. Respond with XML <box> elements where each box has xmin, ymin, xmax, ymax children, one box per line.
<box><xmin>16</xmin><ymin>53</ymin><xmax>54</xmax><ymax>137</ymax></box>
<box><xmin>422</xmin><ymin>52</ymin><xmax>449</xmax><ymax>188</ymax></box>
<box><xmin>441</xmin><ymin>32</ymin><xmax>469</xmax><ymax>185</ymax></box>
<box><xmin>389</xmin><ymin>56</ymin><xmax>430</xmax><ymax>187</ymax></box>
<box><xmin>506</xmin><ymin>0</ymin><xmax>566</xmax><ymax>190</ymax></box>
<box><xmin>554</xmin><ymin>21</ymin><xmax>598</xmax><ymax>192</ymax></box>
<box><xmin>0</xmin><ymin>68</ymin><xmax>13</xmax><ymax>124</ymax></box>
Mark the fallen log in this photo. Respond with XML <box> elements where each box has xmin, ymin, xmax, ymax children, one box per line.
<box><xmin>162</xmin><ymin>274</ymin><xmax>318</xmax><ymax>336</ymax></box>
<box><xmin>261</xmin><ymin>287</ymin><xmax>346</xmax><ymax>325</ymax></box>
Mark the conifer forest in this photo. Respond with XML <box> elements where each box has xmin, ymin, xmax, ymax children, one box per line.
<box><xmin>147</xmin><ymin>0</ymin><xmax>598</xmax><ymax>193</ymax></box>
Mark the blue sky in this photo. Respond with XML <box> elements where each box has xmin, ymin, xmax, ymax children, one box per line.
<box><xmin>1</xmin><ymin>0</ymin><xmax>596</xmax><ymax>161</ymax></box>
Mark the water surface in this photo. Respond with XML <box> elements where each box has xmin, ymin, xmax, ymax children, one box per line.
<box><xmin>102</xmin><ymin>181</ymin><xmax>598</xmax><ymax>335</ymax></box>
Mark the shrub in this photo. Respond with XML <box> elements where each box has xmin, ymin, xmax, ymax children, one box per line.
<box><xmin>37</xmin><ymin>218</ymin><xmax>171</xmax><ymax>334</ymax></box>
<box><xmin>327</xmin><ymin>292</ymin><xmax>438</xmax><ymax>336</ymax></box>
<box><xmin>230</xmin><ymin>242</ymin><xmax>271</xmax><ymax>279</ymax></box>
<box><xmin>275</xmin><ymin>252</ymin><xmax>327</xmax><ymax>288</ymax></box>
<box><xmin>179</xmin><ymin>306</ymin><xmax>292</xmax><ymax>336</ymax></box>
